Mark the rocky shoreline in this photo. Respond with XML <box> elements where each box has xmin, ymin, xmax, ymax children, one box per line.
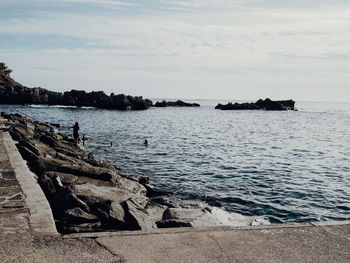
<box><xmin>0</xmin><ymin>72</ymin><xmax>152</xmax><ymax>110</ymax></box>
<box><xmin>215</xmin><ymin>98</ymin><xmax>296</xmax><ymax>111</ymax></box>
<box><xmin>1</xmin><ymin>112</ymin><xmax>268</xmax><ymax>234</ymax></box>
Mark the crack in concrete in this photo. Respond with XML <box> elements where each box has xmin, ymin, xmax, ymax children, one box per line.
<box><xmin>94</xmin><ymin>238</ymin><xmax>126</xmax><ymax>263</ymax></box>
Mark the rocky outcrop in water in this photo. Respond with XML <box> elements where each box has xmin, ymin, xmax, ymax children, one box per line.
<box><xmin>0</xmin><ymin>72</ymin><xmax>152</xmax><ymax>110</ymax></box>
<box><xmin>2</xmin><ymin>112</ymin><xmax>267</xmax><ymax>234</ymax></box>
<box><xmin>215</xmin><ymin>98</ymin><xmax>296</xmax><ymax>111</ymax></box>
<box><xmin>154</xmin><ymin>100</ymin><xmax>200</xmax><ymax>107</ymax></box>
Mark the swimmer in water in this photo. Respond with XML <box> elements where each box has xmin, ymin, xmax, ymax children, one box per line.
<box><xmin>144</xmin><ymin>139</ymin><xmax>149</xmax><ymax>146</ymax></box>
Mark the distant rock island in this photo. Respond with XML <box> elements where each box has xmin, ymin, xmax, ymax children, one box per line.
<box><xmin>154</xmin><ymin>100</ymin><xmax>200</xmax><ymax>107</ymax></box>
<box><xmin>215</xmin><ymin>98</ymin><xmax>296</xmax><ymax>111</ymax></box>
<box><xmin>0</xmin><ymin>64</ymin><xmax>152</xmax><ymax>110</ymax></box>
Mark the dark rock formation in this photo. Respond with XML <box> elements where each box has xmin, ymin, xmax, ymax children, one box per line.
<box><xmin>215</xmin><ymin>98</ymin><xmax>296</xmax><ymax>111</ymax></box>
<box><xmin>154</xmin><ymin>100</ymin><xmax>200</xmax><ymax>107</ymax></box>
<box><xmin>0</xmin><ymin>72</ymin><xmax>152</xmax><ymax>110</ymax></box>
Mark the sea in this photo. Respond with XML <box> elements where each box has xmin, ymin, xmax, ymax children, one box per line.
<box><xmin>1</xmin><ymin>100</ymin><xmax>349</xmax><ymax>224</ymax></box>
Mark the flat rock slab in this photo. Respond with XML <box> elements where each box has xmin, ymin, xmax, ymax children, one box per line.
<box><xmin>0</xmin><ymin>186</ymin><xmax>22</xmax><ymax>197</ymax></box>
<box><xmin>96</xmin><ymin>224</ymin><xmax>350</xmax><ymax>263</ymax></box>
<box><xmin>0</xmin><ymin>179</ymin><xmax>18</xmax><ymax>187</ymax></box>
<box><xmin>2</xmin><ymin>200</ymin><xmax>25</xmax><ymax>208</ymax></box>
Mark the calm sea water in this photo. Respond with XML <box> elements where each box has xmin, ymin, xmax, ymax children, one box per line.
<box><xmin>2</xmin><ymin>100</ymin><xmax>350</xmax><ymax>223</ymax></box>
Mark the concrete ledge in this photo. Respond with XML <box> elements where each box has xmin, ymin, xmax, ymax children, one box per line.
<box><xmin>310</xmin><ymin>220</ymin><xmax>350</xmax><ymax>226</ymax></box>
<box><xmin>1</xmin><ymin>130</ymin><xmax>58</xmax><ymax>235</ymax></box>
<box><xmin>63</xmin><ymin>220</ymin><xmax>350</xmax><ymax>239</ymax></box>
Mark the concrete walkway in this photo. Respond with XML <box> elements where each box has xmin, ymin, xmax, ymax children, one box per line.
<box><xmin>1</xmin><ymin>118</ymin><xmax>350</xmax><ymax>263</ymax></box>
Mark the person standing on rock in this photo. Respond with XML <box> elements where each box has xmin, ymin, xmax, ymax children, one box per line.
<box><xmin>71</xmin><ymin>122</ymin><xmax>79</xmax><ymax>145</ymax></box>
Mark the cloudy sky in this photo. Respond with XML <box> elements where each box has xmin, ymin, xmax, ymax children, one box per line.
<box><xmin>1</xmin><ymin>0</ymin><xmax>350</xmax><ymax>101</ymax></box>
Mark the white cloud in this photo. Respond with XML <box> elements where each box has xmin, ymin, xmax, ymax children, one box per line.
<box><xmin>1</xmin><ymin>7</ymin><xmax>349</xmax><ymax>59</ymax></box>
<box><xmin>57</xmin><ymin>0</ymin><xmax>137</xmax><ymax>7</ymax></box>
<box><xmin>0</xmin><ymin>2</ymin><xmax>350</xmax><ymax>101</ymax></box>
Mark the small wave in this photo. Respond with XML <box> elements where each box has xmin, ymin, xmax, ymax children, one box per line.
<box><xmin>25</xmin><ymin>104</ymin><xmax>95</xmax><ymax>109</ymax></box>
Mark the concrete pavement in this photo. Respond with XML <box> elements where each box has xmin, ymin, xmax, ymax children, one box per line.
<box><xmin>94</xmin><ymin>223</ymin><xmax>350</xmax><ymax>263</ymax></box>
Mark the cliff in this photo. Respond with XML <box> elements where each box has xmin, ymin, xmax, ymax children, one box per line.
<box><xmin>0</xmin><ymin>72</ymin><xmax>152</xmax><ymax>110</ymax></box>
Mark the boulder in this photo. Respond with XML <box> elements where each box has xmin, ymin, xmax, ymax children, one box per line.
<box><xmin>63</xmin><ymin>207</ymin><xmax>99</xmax><ymax>225</ymax></box>
<box><xmin>45</xmin><ymin>172</ymin><xmax>64</xmax><ymax>191</ymax></box>
<box><xmin>74</xmin><ymin>184</ymin><xmax>150</xmax><ymax>230</ymax></box>
<box><xmin>144</xmin><ymin>184</ymin><xmax>168</xmax><ymax>197</ymax></box>
<box><xmin>144</xmin><ymin>201</ymin><xmax>167</xmax><ymax>222</ymax></box>
<box><xmin>31</xmin><ymin>157</ymin><xmax>117</xmax><ymax>181</ymax></box>
<box><xmin>120</xmin><ymin>173</ymin><xmax>150</xmax><ymax>185</ymax></box>
<box><xmin>38</xmin><ymin>175</ymin><xmax>57</xmax><ymax>198</ymax></box>
<box><xmin>17</xmin><ymin>145</ymin><xmax>39</xmax><ymax>163</ymax></box>
<box><xmin>122</xmin><ymin>198</ymin><xmax>157</xmax><ymax>230</ymax></box>
<box><xmin>150</xmin><ymin>196</ymin><xmax>180</xmax><ymax>208</ymax></box>
<box><xmin>108</xmin><ymin>201</ymin><xmax>127</xmax><ymax>229</ymax></box>
<box><xmin>18</xmin><ymin>140</ymin><xmax>40</xmax><ymax>156</ymax></box>
<box><xmin>156</xmin><ymin>219</ymin><xmax>192</xmax><ymax>228</ymax></box>
<box><xmin>161</xmin><ymin>206</ymin><xmax>265</xmax><ymax>228</ymax></box>
<box><xmin>74</xmin><ymin>183</ymin><xmax>148</xmax><ymax>207</ymax></box>
<box><xmin>50</xmin><ymin>189</ymin><xmax>90</xmax><ymax>216</ymax></box>
<box><xmin>62</xmin><ymin>222</ymin><xmax>102</xmax><ymax>234</ymax></box>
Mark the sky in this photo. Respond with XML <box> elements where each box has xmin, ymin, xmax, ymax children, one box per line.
<box><xmin>0</xmin><ymin>0</ymin><xmax>350</xmax><ymax>101</ymax></box>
